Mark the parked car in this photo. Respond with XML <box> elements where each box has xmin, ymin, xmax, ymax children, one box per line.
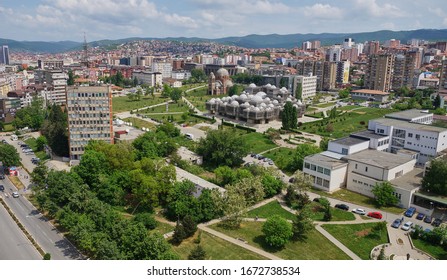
<box><xmin>432</xmin><ymin>218</ymin><xmax>443</xmax><ymax>227</ymax></box>
<box><xmin>404</xmin><ymin>207</ymin><xmax>416</xmax><ymax>217</ymax></box>
<box><xmin>351</xmin><ymin>208</ymin><xmax>366</xmax><ymax>215</ymax></box>
<box><xmin>0</xmin><ymin>185</ymin><xmax>4</xmax><ymax>191</ymax></box>
<box><xmin>401</xmin><ymin>221</ymin><xmax>413</xmax><ymax>231</ymax></box>
<box><xmin>391</xmin><ymin>218</ymin><xmax>402</xmax><ymax>228</ymax></box>
<box><xmin>12</xmin><ymin>191</ymin><xmax>19</xmax><ymax>198</ymax></box>
<box><xmin>0</xmin><ymin>174</ymin><xmax>4</xmax><ymax>180</ymax></box>
<box><xmin>416</xmin><ymin>213</ymin><xmax>425</xmax><ymax>220</ymax></box>
<box><xmin>424</xmin><ymin>216</ymin><xmax>433</xmax><ymax>223</ymax></box>
<box><xmin>335</xmin><ymin>204</ymin><xmax>349</xmax><ymax>211</ymax></box>
<box><xmin>367</xmin><ymin>212</ymin><xmax>383</xmax><ymax>219</ymax></box>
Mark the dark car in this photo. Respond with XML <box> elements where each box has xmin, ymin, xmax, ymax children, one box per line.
<box><xmin>0</xmin><ymin>174</ymin><xmax>5</xmax><ymax>180</ymax></box>
<box><xmin>391</xmin><ymin>218</ymin><xmax>402</xmax><ymax>228</ymax></box>
<box><xmin>335</xmin><ymin>204</ymin><xmax>349</xmax><ymax>211</ymax></box>
<box><xmin>416</xmin><ymin>213</ymin><xmax>425</xmax><ymax>220</ymax></box>
<box><xmin>432</xmin><ymin>218</ymin><xmax>443</xmax><ymax>227</ymax></box>
<box><xmin>404</xmin><ymin>207</ymin><xmax>416</xmax><ymax>217</ymax></box>
<box><xmin>424</xmin><ymin>216</ymin><xmax>433</xmax><ymax>223</ymax></box>
<box><xmin>0</xmin><ymin>185</ymin><xmax>4</xmax><ymax>191</ymax></box>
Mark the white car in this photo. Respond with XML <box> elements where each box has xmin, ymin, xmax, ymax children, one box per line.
<box><xmin>351</xmin><ymin>208</ymin><xmax>366</xmax><ymax>215</ymax></box>
<box><xmin>401</xmin><ymin>221</ymin><xmax>413</xmax><ymax>231</ymax></box>
<box><xmin>12</xmin><ymin>192</ymin><xmax>19</xmax><ymax>198</ymax></box>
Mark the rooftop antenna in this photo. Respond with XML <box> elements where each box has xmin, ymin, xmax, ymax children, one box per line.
<box><xmin>82</xmin><ymin>32</ymin><xmax>89</xmax><ymax>67</ymax></box>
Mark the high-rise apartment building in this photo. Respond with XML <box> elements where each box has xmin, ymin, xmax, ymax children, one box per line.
<box><xmin>328</xmin><ymin>45</ymin><xmax>342</xmax><ymax>62</ymax></box>
<box><xmin>151</xmin><ymin>61</ymin><xmax>172</xmax><ymax>79</ymax></box>
<box><xmin>0</xmin><ymin>45</ymin><xmax>9</xmax><ymax>65</ymax></box>
<box><xmin>302</xmin><ymin>41</ymin><xmax>311</xmax><ymax>50</ymax></box>
<box><xmin>66</xmin><ymin>86</ymin><xmax>113</xmax><ymax>161</ymax></box>
<box><xmin>35</xmin><ymin>69</ymin><xmax>68</xmax><ymax>106</ymax></box>
<box><xmin>365</xmin><ymin>41</ymin><xmax>380</xmax><ymax>56</ymax></box>
<box><xmin>364</xmin><ymin>54</ymin><xmax>395</xmax><ymax>92</ymax></box>
<box><xmin>392</xmin><ymin>52</ymin><xmax>417</xmax><ymax>90</ymax></box>
<box><xmin>336</xmin><ymin>61</ymin><xmax>350</xmax><ymax>85</ymax></box>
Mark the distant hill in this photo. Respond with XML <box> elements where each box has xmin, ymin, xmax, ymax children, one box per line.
<box><xmin>3</xmin><ymin>29</ymin><xmax>447</xmax><ymax>53</ymax></box>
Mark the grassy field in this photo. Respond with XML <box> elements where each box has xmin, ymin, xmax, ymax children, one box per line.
<box><xmin>122</xmin><ymin>117</ymin><xmax>157</xmax><ymax>130</ymax></box>
<box><xmin>300</xmin><ymin>108</ymin><xmax>397</xmax><ymax>139</ymax></box>
<box><xmin>412</xmin><ymin>239</ymin><xmax>447</xmax><ymax>260</ymax></box>
<box><xmin>171</xmin><ymin>230</ymin><xmax>267</xmax><ymax>260</ymax></box>
<box><xmin>3</xmin><ymin>123</ymin><xmax>14</xmax><ymax>132</ymax></box>
<box><xmin>24</xmin><ymin>138</ymin><xmax>49</xmax><ymax>161</ymax></box>
<box><xmin>149</xmin><ymin>221</ymin><xmax>175</xmax><ymax>236</ymax></box>
<box><xmin>247</xmin><ymin>201</ymin><xmax>296</xmax><ymax>220</ymax></box>
<box><xmin>112</xmin><ymin>96</ymin><xmax>170</xmax><ymax>113</ymax></box>
<box><xmin>184</xmin><ymin>87</ymin><xmax>210</xmax><ymax>112</ymax></box>
<box><xmin>313</xmin><ymin>102</ymin><xmax>337</xmax><ymax>108</ymax></box>
<box><xmin>322</xmin><ymin>223</ymin><xmax>389</xmax><ymax>260</ymax></box>
<box><xmin>141</xmin><ymin>100</ymin><xmax>190</xmax><ymax>114</ymax></box>
<box><xmin>338</xmin><ymin>105</ymin><xmax>362</xmax><ymax>111</ymax></box>
<box><xmin>8</xmin><ymin>175</ymin><xmax>25</xmax><ymax>190</ymax></box>
<box><xmin>209</xmin><ymin>221</ymin><xmax>351</xmax><ymax>260</ymax></box>
<box><xmin>311</xmin><ymin>188</ymin><xmax>404</xmax><ymax>215</ymax></box>
<box><xmin>262</xmin><ymin>147</ymin><xmax>295</xmax><ymax>175</ymax></box>
<box><xmin>309</xmin><ymin>202</ymin><xmax>356</xmax><ymax>221</ymax></box>
<box><xmin>240</xmin><ymin>132</ymin><xmax>277</xmax><ymax>154</ymax></box>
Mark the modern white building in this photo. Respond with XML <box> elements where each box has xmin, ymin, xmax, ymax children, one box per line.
<box><xmin>132</xmin><ymin>70</ymin><xmax>162</xmax><ymax>88</ymax></box>
<box><xmin>295</xmin><ymin>75</ymin><xmax>317</xmax><ymax>99</ymax></box>
<box><xmin>171</xmin><ymin>71</ymin><xmax>191</xmax><ymax>80</ymax></box>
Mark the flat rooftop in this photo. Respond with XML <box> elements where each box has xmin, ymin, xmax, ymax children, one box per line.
<box><xmin>385</xmin><ymin>109</ymin><xmax>432</xmax><ymax>121</ymax></box>
<box><xmin>305</xmin><ymin>153</ymin><xmax>348</xmax><ymax>169</ymax></box>
<box><xmin>343</xmin><ymin>149</ymin><xmax>414</xmax><ymax>170</ymax></box>
<box><xmin>331</xmin><ymin>136</ymin><xmax>369</xmax><ymax>146</ymax></box>
<box><xmin>351</xmin><ymin>89</ymin><xmax>389</xmax><ymax>95</ymax></box>
<box><xmin>390</xmin><ymin>168</ymin><xmax>424</xmax><ymax>191</ymax></box>
<box><xmin>371</xmin><ymin>118</ymin><xmax>447</xmax><ymax>133</ymax></box>
<box><xmin>350</xmin><ymin>130</ymin><xmax>389</xmax><ymax>140</ymax></box>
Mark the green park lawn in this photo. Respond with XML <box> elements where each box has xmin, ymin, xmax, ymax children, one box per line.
<box><xmin>247</xmin><ymin>201</ymin><xmax>296</xmax><ymax>221</ymax></box>
<box><xmin>313</xmin><ymin>102</ymin><xmax>337</xmax><ymax>108</ymax></box>
<box><xmin>309</xmin><ymin>202</ymin><xmax>356</xmax><ymax>221</ymax></box>
<box><xmin>311</xmin><ymin>188</ymin><xmax>404</xmax><ymax>215</ymax></box>
<box><xmin>122</xmin><ymin>117</ymin><xmax>157</xmax><ymax>130</ymax></box>
<box><xmin>209</xmin><ymin>221</ymin><xmax>351</xmax><ymax>260</ymax></box>
<box><xmin>322</xmin><ymin>223</ymin><xmax>389</xmax><ymax>260</ymax></box>
<box><xmin>171</xmin><ymin>230</ymin><xmax>267</xmax><ymax>260</ymax></box>
<box><xmin>112</xmin><ymin>96</ymin><xmax>170</xmax><ymax>113</ymax></box>
<box><xmin>150</xmin><ymin>221</ymin><xmax>175</xmax><ymax>236</ymax></box>
<box><xmin>141</xmin><ymin>100</ymin><xmax>190</xmax><ymax>114</ymax></box>
<box><xmin>300</xmin><ymin>108</ymin><xmax>397</xmax><ymax>139</ymax></box>
<box><xmin>240</xmin><ymin>132</ymin><xmax>277</xmax><ymax>154</ymax></box>
<box><xmin>412</xmin><ymin>239</ymin><xmax>447</xmax><ymax>260</ymax></box>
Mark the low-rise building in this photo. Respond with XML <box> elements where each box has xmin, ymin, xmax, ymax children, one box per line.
<box><xmin>351</xmin><ymin>89</ymin><xmax>390</xmax><ymax>103</ymax></box>
<box><xmin>132</xmin><ymin>70</ymin><xmax>162</xmax><ymax>88</ymax></box>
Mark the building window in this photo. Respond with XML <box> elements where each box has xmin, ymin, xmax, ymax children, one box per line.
<box><xmin>377</xmin><ymin>129</ymin><xmax>385</xmax><ymax>134</ymax></box>
<box><xmin>341</xmin><ymin>148</ymin><xmax>348</xmax><ymax>155</ymax></box>
<box><xmin>355</xmin><ymin>164</ymin><xmax>358</xmax><ymax>169</ymax></box>
<box><xmin>324</xmin><ymin>168</ymin><xmax>331</xmax><ymax>176</ymax></box>
<box><xmin>365</xmin><ymin>167</ymin><xmax>368</xmax><ymax>172</ymax></box>
<box><xmin>316</xmin><ymin>177</ymin><xmax>323</xmax><ymax>186</ymax></box>
<box><xmin>317</xmin><ymin>166</ymin><xmax>324</xmax><ymax>173</ymax></box>
<box><xmin>323</xmin><ymin>180</ymin><xmax>330</xmax><ymax>188</ymax></box>
<box><xmin>311</xmin><ymin>164</ymin><xmax>316</xmax><ymax>171</ymax></box>
<box><xmin>416</xmin><ymin>134</ymin><xmax>420</xmax><ymax>140</ymax></box>
<box><xmin>408</xmin><ymin>133</ymin><xmax>413</xmax><ymax>138</ymax></box>
<box><xmin>304</xmin><ymin>162</ymin><xmax>310</xmax><ymax>169</ymax></box>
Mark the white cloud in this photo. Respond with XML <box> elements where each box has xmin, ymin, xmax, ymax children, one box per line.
<box><xmin>303</xmin><ymin>4</ymin><xmax>344</xmax><ymax>19</ymax></box>
<box><xmin>353</xmin><ymin>0</ymin><xmax>406</xmax><ymax>18</ymax></box>
<box><xmin>194</xmin><ymin>0</ymin><xmax>290</xmax><ymax>14</ymax></box>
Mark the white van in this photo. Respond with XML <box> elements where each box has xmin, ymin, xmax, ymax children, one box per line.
<box><xmin>185</xmin><ymin>133</ymin><xmax>194</xmax><ymax>140</ymax></box>
<box><xmin>10</xmin><ymin>134</ymin><xmax>18</xmax><ymax>141</ymax></box>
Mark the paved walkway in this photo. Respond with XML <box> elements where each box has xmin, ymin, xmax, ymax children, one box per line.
<box><xmin>175</xmin><ymin>166</ymin><xmax>225</xmax><ymax>193</ymax></box>
<box><xmin>314</xmin><ymin>224</ymin><xmax>361</xmax><ymax>260</ymax></box>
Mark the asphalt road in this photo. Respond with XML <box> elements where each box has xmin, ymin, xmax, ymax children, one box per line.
<box><xmin>1</xmin><ymin>177</ymin><xmax>82</xmax><ymax>260</ymax></box>
<box><xmin>0</xmin><ymin>198</ymin><xmax>41</xmax><ymax>260</ymax></box>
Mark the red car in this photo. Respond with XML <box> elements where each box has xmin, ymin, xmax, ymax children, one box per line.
<box><xmin>367</xmin><ymin>212</ymin><xmax>383</xmax><ymax>219</ymax></box>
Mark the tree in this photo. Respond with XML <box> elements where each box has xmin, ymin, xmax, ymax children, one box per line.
<box><xmin>188</xmin><ymin>245</ymin><xmax>206</xmax><ymax>260</ymax></box>
<box><xmin>36</xmin><ymin>136</ymin><xmax>48</xmax><ymax>151</ymax></box>
<box><xmin>433</xmin><ymin>94</ymin><xmax>441</xmax><ymax>109</ymax></box>
<box><xmin>41</xmin><ymin>104</ymin><xmax>69</xmax><ymax>157</ymax></box>
<box><xmin>170</xmin><ymin>88</ymin><xmax>182</xmax><ymax>102</ymax></box>
<box><xmin>133</xmin><ymin>213</ymin><xmax>157</xmax><ymax>230</ymax></box>
<box><xmin>292</xmin><ymin>205</ymin><xmax>314</xmax><ymax>240</ymax></box>
<box><xmin>191</xmin><ymin>69</ymin><xmax>206</xmax><ymax>83</ymax></box>
<box><xmin>0</xmin><ymin>143</ymin><xmax>21</xmax><ymax>167</ymax></box>
<box><xmin>261</xmin><ymin>174</ymin><xmax>285</xmax><ymax>198</ymax></box>
<box><xmin>228</xmin><ymin>85</ymin><xmax>239</xmax><ymax>96</ymax></box>
<box><xmin>319</xmin><ymin>137</ymin><xmax>329</xmax><ymax>151</ymax></box>
<box><xmin>372</xmin><ymin>181</ymin><xmax>399</xmax><ymax>207</ymax></box>
<box><xmin>284</xmin><ymin>171</ymin><xmax>313</xmax><ymax>209</ymax></box>
<box><xmin>226</xmin><ymin>177</ymin><xmax>265</xmax><ymax>206</ymax></box>
<box><xmin>182</xmin><ymin>215</ymin><xmax>197</xmax><ymax>237</ymax></box>
<box><xmin>289</xmin><ymin>144</ymin><xmax>321</xmax><ymax>172</ymax></box>
<box><xmin>214</xmin><ymin>166</ymin><xmax>236</xmax><ymax>186</ymax></box>
<box><xmin>0</xmin><ymin>121</ymin><xmax>4</xmax><ymax>131</ymax></box>
<box><xmin>43</xmin><ymin>253</ymin><xmax>51</xmax><ymax>260</ymax></box>
<box><xmin>338</xmin><ymin>88</ymin><xmax>350</xmax><ymax>99</ymax></box>
<box><xmin>262</xmin><ymin>215</ymin><xmax>293</xmax><ymax>248</ymax></box>
<box><xmin>197</xmin><ymin>129</ymin><xmax>249</xmax><ymax>168</ymax></box>
<box><xmin>281</xmin><ymin>101</ymin><xmax>297</xmax><ymax>130</ymax></box>
<box><xmin>172</xmin><ymin>224</ymin><xmax>186</xmax><ymax>244</ymax></box>
<box><xmin>67</xmin><ymin>70</ymin><xmax>75</xmax><ymax>86</ymax></box>
<box><xmin>162</xmin><ymin>84</ymin><xmax>172</xmax><ymax>98</ymax></box>
<box><xmin>319</xmin><ymin>197</ymin><xmax>332</xmax><ymax>221</ymax></box>
<box><xmin>422</xmin><ymin>159</ymin><xmax>447</xmax><ymax>195</ymax></box>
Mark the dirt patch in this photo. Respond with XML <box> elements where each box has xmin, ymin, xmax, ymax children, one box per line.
<box><xmin>397</xmin><ymin>238</ymin><xmax>404</xmax><ymax>245</ymax></box>
<box><xmin>356</xmin><ymin>229</ymin><xmax>370</xmax><ymax>237</ymax></box>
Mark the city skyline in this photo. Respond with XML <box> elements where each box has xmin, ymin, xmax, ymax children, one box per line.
<box><xmin>1</xmin><ymin>0</ymin><xmax>446</xmax><ymax>42</ymax></box>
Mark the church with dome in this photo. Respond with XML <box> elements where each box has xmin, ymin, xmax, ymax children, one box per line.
<box><xmin>208</xmin><ymin>68</ymin><xmax>233</xmax><ymax>95</ymax></box>
<box><xmin>205</xmin><ymin>83</ymin><xmax>305</xmax><ymax>124</ymax></box>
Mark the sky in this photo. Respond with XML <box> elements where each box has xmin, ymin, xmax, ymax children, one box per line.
<box><xmin>1</xmin><ymin>0</ymin><xmax>447</xmax><ymax>42</ymax></box>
